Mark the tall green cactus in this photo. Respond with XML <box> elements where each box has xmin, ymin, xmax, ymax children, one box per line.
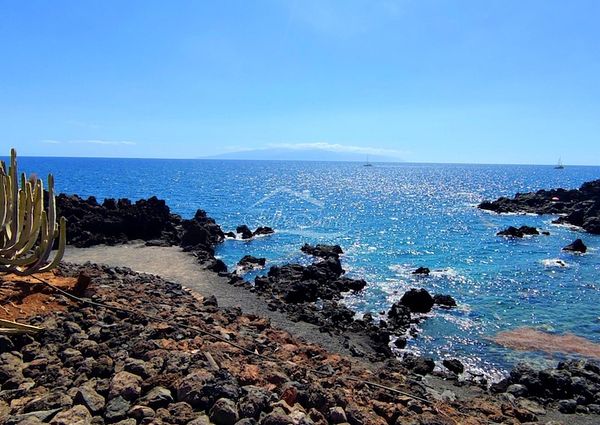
<box><xmin>0</xmin><ymin>148</ymin><xmax>67</xmax><ymax>275</ymax></box>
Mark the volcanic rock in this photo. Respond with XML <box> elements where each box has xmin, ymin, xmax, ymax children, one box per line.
<box><xmin>401</xmin><ymin>355</ymin><xmax>435</xmax><ymax>375</ymax></box>
<box><xmin>301</xmin><ymin>243</ymin><xmax>344</xmax><ymax>259</ymax></box>
<box><xmin>237</xmin><ymin>255</ymin><xmax>266</xmax><ymax>271</ymax></box>
<box><xmin>496</xmin><ymin>225</ymin><xmax>539</xmax><ymax>238</ymax></box>
<box><xmin>253</xmin><ymin>226</ymin><xmax>275</xmax><ymax>236</ymax></box>
<box><xmin>562</xmin><ymin>238</ymin><xmax>587</xmax><ymax>253</ymax></box>
<box><xmin>433</xmin><ymin>294</ymin><xmax>457</xmax><ymax>308</ymax></box>
<box><xmin>412</xmin><ymin>266</ymin><xmax>430</xmax><ymax>275</ymax></box>
<box><xmin>443</xmin><ymin>358</ymin><xmax>464</xmax><ymax>374</ymax></box>
<box><xmin>400</xmin><ymin>289</ymin><xmax>434</xmax><ymax>313</ymax></box>
<box><xmin>479</xmin><ymin>179</ymin><xmax>600</xmax><ymax>234</ymax></box>
<box><xmin>236</xmin><ymin>225</ymin><xmax>254</xmax><ymax>239</ymax></box>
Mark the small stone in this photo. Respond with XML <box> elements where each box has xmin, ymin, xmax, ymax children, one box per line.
<box><xmin>0</xmin><ymin>335</ymin><xmax>15</xmax><ymax>353</ymax></box>
<box><xmin>203</xmin><ymin>295</ymin><xmax>219</xmax><ymax>307</ymax></box>
<box><xmin>260</xmin><ymin>412</ymin><xmax>294</xmax><ymax>425</ymax></box>
<box><xmin>128</xmin><ymin>404</ymin><xmax>155</xmax><ymax>421</ymax></box>
<box><xmin>233</xmin><ymin>419</ymin><xmax>257</xmax><ymax>425</ymax></box>
<box><xmin>507</xmin><ymin>384</ymin><xmax>528</xmax><ymax>397</ymax></box>
<box><xmin>518</xmin><ymin>399</ymin><xmax>546</xmax><ymax>415</ymax></box>
<box><xmin>280</xmin><ymin>385</ymin><xmax>298</xmax><ymax>406</ymax></box>
<box><xmin>142</xmin><ymin>386</ymin><xmax>173</xmax><ymax>408</ymax></box>
<box><xmin>49</xmin><ymin>405</ymin><xmax>91</xmax><ymax>425</ymax></box>
<box><xmin>187</xmin><ymin>414</ymin><xmax>211</xmax><ymax>424</ymax></box>
<box><xmin>105</xmin><ymin>396</ymin><xmax>130</xmax><ymax>421</ymax></box>
<box><xmin>113</xmin><ymin>420</ymin><xmax>137</xmax><ymax>425</ymax></box>
<box><xmin>5</xmin><ymin>409</ymin><xmax>62</xmax><ymax>424</ymax></box>
<box><xmin>329</xmin><ymin>406</ymin><xmax>347</xmax><ymax>423</ymax></box>
<box><xmin>74</xmin><ymin>386</ymin><xmax>105</xmax><ymax>414</ymax></box>
<box><xmin>209</xmin><ymin>398</ymin><xmax>239</xmax><ymax>425</ymax></box>
<box><xmin>412</xmin><ymin>267</ymin><xmax>430</xmax><ymax>275</ymax></box>
<box><xmin>109</xmin><ymin>371</ymin><xmax>143</xmax><ymax>400</ymax></box>
<box><xmin>588</xmin><ymin>404</ymin><xmax>600</xmax><ymax>414</ymax></box>
<box><xmin>24</xmin><ymin>392</ymin><xmax>73</xmax><ymax>413</ymax></box>
<box><xmin>558</xmin><ymin>399</ymin><xmax>577</xmax><ymax>414</ymax></box>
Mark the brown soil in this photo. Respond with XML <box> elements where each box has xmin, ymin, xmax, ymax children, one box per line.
<box><xmin>0</xmin><ymin>271</ymin><xmax>76</xmax><ymax>321</ymax></box>
<box><xmin>494</xmin><ymin>327</ymin><xmax>600</xmax><ymax>360</ymax></box>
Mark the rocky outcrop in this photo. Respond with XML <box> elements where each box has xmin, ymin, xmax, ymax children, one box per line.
<box><xmin>492</xmin><ymin>359</ymin><xmax>600</xmax><ymax>415</ymax></box>
<box><xmin>237</xmin><ymin>255</ymin><xmax>266</xmax><ymax>272</ymax></box>
<box><xmin>253</xmin><ymin>226</ymin><xmax>275</xmax><ymax>237</ymax></box>
<box><xmin>234</xmin><ymin>225</ymin><xmax>275</xmax><ymax>240</ymax></box>
<box><xmin>400</xmin><ymin>289</ymin><xmax>434</xmax><ymax>313</ymax></box>
<box><xmin>479</xmin><ymin>179</ymin><xmax>600</xmax><ymax>234</ymax></box>
<box><xmin>433</xmin><ymin>294</ymin><xmax>457</xmax><ymax>308</ymax></box>
<box><xmin>56</xmin><ymin>194</ymin><xmax>181</xmax><ymax>247</ymax></box>
<box><xmin>412</xmin><ymin>267</ymin><xmax>430</xmax><ymax>275</ymax></box>
<box><xmin>496</xmin><ymin>225</ymin><xmax>539</xmax><ymax>238</ymax></box>
<box><xmin>55</xmin><ymin>194</ymin><xmax>226</xmax><ymax>271</ymax></box>
<box><xmin>563</xmin><ymin>238</ymin><xmax>587</xmax><ymax>253</ymax></box>
<box><xmin>301</xmin><ymin>244</ymin><xmax>343</xmax><ymax>259</ymax></box>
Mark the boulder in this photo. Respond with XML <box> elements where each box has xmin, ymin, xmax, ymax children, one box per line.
<box><xmin>237</xmin><ymin>255</ymin><xmax>266</xmax><ymax>270</ymax></box>
<box><xmin>562</xmin><ymin>238</ymin><xmax>587</xmax><ymax>253</ymax></box>
<box><xmin>236</xmin><ymin>225</ymin><xmax>253</xmax><ymax>239</ymax></box>
<box><xmin>387</xmin><ymin>302</ymin><xmax>411</xmax><ymax>330</ymax></box>
<box><xmin>412</xmin><ymin>266</ymin><xmax>430</xmax><ymax>275</ymax></box>
<box><xmin>497</xmin><ymin>225</ymin><xmax>539</xmax><ymax>238</ymax></box>
<box><xmin>301</xmin><ymin>244</ymin><xmax>343</xmax><ymax>259</ymax></box>
<box><xmin>433</xmin><ymin>294</ymin><xmax>457</xmax><ymax>308</ymax></box>
<box><xmin>253</xmin><ymin>226</ymin><xmax>275</xmax><ymax>236</ymax></box>
<box><xmin>401</xmin><ymin>355</ymin><xmax>435</xmax><ymax>375</ymax></box>
<box><xmin>400</xmin><ymin>288</ymin><xmax>434</xmax><ymax>313</ymax></box>
<box><xmin>443</xmin><ymin>358</ymin><xmax>464</xmax><ymax>374</ymax></box>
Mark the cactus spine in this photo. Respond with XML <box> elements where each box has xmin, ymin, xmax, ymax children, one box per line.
<box><xmin>0</xmin><ymin>149</ymin><xmax>67</xmax><ymax>275</ymax></box>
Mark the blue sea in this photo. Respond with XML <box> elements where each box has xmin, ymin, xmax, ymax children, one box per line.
<box><xmin>16</xmin><ymin>157</ymin><xmax>600</xmax><ymax>378</ymax></box>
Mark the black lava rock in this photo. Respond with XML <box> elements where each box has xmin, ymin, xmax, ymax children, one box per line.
<box><xmin>400</xmin><ymin>289</ymin><xmax>434</xmax><ymax>313</ymax></box>
<box><xmin>412</xmin><ymin>267</ymin><xmax>430</xmax><ymax>275</ymax></box>
<box><xmin>562</xmin><ymin>238</ymin><xmax>587</xmax><ymax>253</ymax></box>
<box><xmin>496</xmin><ymin>225</ymin><xmax>539</xmax><ymax>238</ymax></box>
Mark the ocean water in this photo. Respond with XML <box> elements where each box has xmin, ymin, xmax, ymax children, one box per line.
<box><xmin>15</xmin><ymin>157</ymin><xmax>600</xmax><ymax>378</ymax></box>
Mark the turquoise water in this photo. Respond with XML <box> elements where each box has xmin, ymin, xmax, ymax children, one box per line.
<box><xmin>16</xmin><ymin>157</ymin><xmax>600</xmax><ymax>377</ymax></box>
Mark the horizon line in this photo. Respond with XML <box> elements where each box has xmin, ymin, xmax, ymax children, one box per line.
<box><xmin>6</xmin><ymin>155</ymin><xmax>599</xmax><ymax>167</ymax></box>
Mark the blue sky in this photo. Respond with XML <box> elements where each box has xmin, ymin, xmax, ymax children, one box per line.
<box><xmin>1</xmin><ymin>0</ymin><xmax>599</xmax><ymax>164</ymax></box>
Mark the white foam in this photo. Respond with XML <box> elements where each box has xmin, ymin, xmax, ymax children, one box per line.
<box><xmin>541</xmin><ymin>258</ymin><xmax>569</xmax><ymax>268</ymax></box>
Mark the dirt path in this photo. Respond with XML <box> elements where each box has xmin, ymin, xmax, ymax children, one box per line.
<box><xmin>63</xmin><ymin>242</ymin><xmax>360</xmax><ymax>358</ymax></box>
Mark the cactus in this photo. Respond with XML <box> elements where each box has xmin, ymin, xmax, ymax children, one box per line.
<box><xmin>0</xmin><ymin>148</ymin><xmax>67</xmax><ymax>275</ymax></box>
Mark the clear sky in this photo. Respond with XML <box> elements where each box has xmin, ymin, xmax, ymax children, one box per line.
<box><xmin>1</xmin><ymin>1</ymin><xmax>599</xmax><ymax>164</ymax></box>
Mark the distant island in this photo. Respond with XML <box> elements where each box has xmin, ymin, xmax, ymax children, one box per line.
<box><xmin>203</xmin><ymin>147</ymin><xmax>403</xmax><ymax>163</ymax></box>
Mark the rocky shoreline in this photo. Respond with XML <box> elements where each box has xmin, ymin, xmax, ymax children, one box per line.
<box><xmin>6</xmin><ymin>263</ymin><xmax>573</xmax><ymax>425</ymax></box>
<box><xmin>55</xmin><ymin>194</ymin><xmax>458</xmax><ymax>365</ymax></box>
<box><xmin>12</xmin><ymin>191</ymin><xmax>593</xmax><ymax>423</ymax></box>
<box><xmin>478</xmin><ymin>179</ymin><xmax>600</xmax><ymax>234</ymax></box>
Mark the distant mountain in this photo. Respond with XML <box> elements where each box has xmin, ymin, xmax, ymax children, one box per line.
<box><xmin>204</xmin><ymin>148</ymin><xmax>403</xmax><ymax>163</ymax></box>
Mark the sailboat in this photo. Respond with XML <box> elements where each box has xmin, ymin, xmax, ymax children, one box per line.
<box><xmin>554</xmin><ymin>158</ymin><xmax>564</xmax><ymax>169</ymax></box>
<box><xmin>363</xmin><ymin>155</ymin><xmax>373</xmax><ymax>167</ymax></box>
